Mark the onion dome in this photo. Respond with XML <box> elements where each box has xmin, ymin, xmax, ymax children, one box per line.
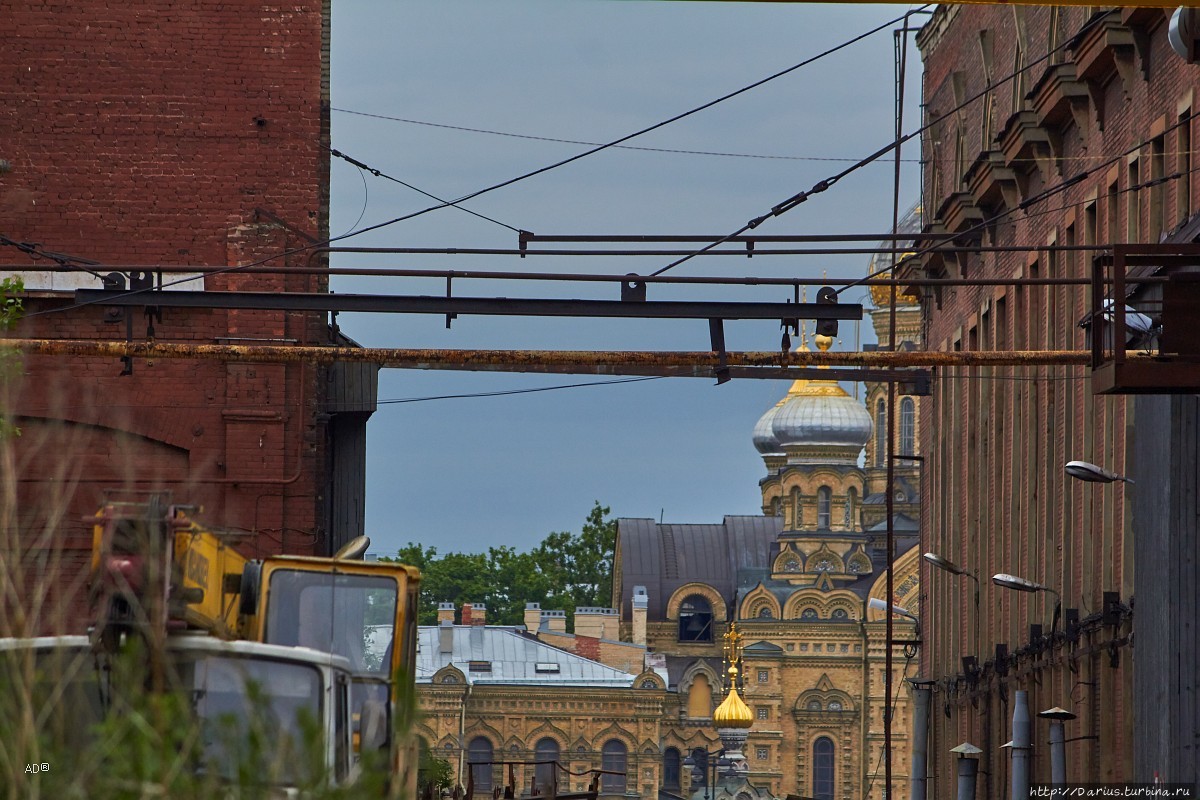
<box><xmin>752</xmin><ymin>397</ymin><xmax>786</xmax><ymax>456</ymax></box>
<box><xmin>713</xmin><ymin>684</ymin><xmax>754</xmax><ymax>729</ymax></box>
<box><xmin>769</xmin><ymin>336</ymin><xmax>871</xmax><ymax>464</ymax></box>
<box><xmin>867</xmin><ymin>202</ymin><xmax>922</xmax><ymax>308</ymax></box>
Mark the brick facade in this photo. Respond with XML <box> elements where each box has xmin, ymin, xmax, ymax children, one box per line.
<box><xmin>910</xmin><ymin>6</ymin><xmax>1195</xmax><ymax>792</ymax></box>
<box><xmin>1</xmin><ymin>2</ymin><xmax>344</xmax><ymax>633</ymax></box>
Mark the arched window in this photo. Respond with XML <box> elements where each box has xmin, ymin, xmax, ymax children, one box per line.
<box><xmin>535</xmin><ymin>737</ymin><xmax>560</xmax><ymax>791</ymax></box>
<box><xmin>875</xmin><ymin>398</ymin><xmax>886</xmax><ymax>466</ymax></box>
<box><xmin>831</xmin><ymin>608</ymin><xmax>849</xmax><ymax>621</ymax></box>
<box><xmin>813</xmin><ymin>737</ymin><xmax>835</xmax><ymax>800</ymax></box>
<box><xmin>900</xmin><ymin>397</ymin><xmax>915</xmax><ymax>462</ymax></box>
<box><xmin>468</xmin><ymin>736</ymin><xmax>494</xmax><ymax>795</ymax></box>
<box><xmin>687</xmin><ymin>673</ymin><xmax>713</xmax><ymax>718</ymax></box>
<box><xmin>791</xmin><ymin>487</ymin><xmax>803</xmax><ymax>528</ymax></box>
<box><xmin>662</xmin><ymin>747</ymin><xmax>681</xmax><ymax>791</ymax></box>
<box><xmin>800</xmin><ymin>607</ymin><xmax>818</xmax><ymax>620</ymax></box>
<box><xmin>843</xmin><ymin>487</ymin><xmax>857</xmax><ymax>529</ymax></box>
<box><xmin>601</xmin><ymin>740</ymin><xmax>627</xmax><ymax>794</ymax></box>
<box><xmin>817</xmin><ymin>487</ymin><xmax>832</xmax><ymax>529</ymax></box>
<box><xmin>758</xmin><ymin>605</ymin><xmax>773</xmax><ymax>619</ymax></box>
<box><xmin>678</xmin><ymin>595</ymin><xmax>713</xmax><ymax>642</ymax></box>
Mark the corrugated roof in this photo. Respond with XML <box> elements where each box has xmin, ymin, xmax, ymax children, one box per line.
<box><xmin>415</xmin><ymin>626</ymin><xmax>637</xmax><ymax>687</ymax></box>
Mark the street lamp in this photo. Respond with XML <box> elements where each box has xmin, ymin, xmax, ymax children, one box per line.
<box><xmin>924</xmin><ymin>552</ymin><xmax>980</xmax><ymax>606</ymax></box>
<box><xmin>682</xmin><ymin>748</ymin><xmax>725</xmax><ymax>800</ymax></box>
<box><xmin>868</xmin><ymin>596</ymin><xmax>917</xmax><ymax>621</ymax></box>
<box><xmin>1064</xmin><ymin>460</ymin><xmax>1133</xmax><ymax>484</ymax></box>
<box><xmin>992</xmin><ymin>573</ymin><xmax>1061</xmax><ymax>634</ymax></box>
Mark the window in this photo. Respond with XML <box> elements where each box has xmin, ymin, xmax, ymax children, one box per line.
<box><xmin>756</xmin><ymin>706</ymin><xmax>769</xmax><ymax>720</ymax></box>
<box><xmin>601</xmin><ymin>740</ymin><xmax>627</xmax><ymax>794</ymax></box>
<box><xmin>757</xmin><ymin>670</ymin><xmax>769</xmax><ymax>684</ymax></box>
<box><xmin>828</xmin><ymin>700</ymin><xmax>843</xmax><ymax>711</ymax></box>
<box><xmin>535</xmin><ymin>738</ymin><xmax>560</xmax><ymax>790</ymax></box>
<box><xmin>899</xmin><ymin>398</ymin><xmax>915</xmax><ymax>462</ymax></box>
<box><xmin>813</xmin><ymin>737</ymin><xmax>835</xmax><ymax>800</ymax></box>
<box><xmin>662</xmin><ymin>747</ymin><xmax>681</xmax><ymax>791</ymax></box>
<box><xmin>806</xmin><ymin>699</ymin><xmax>821</xmax><ymax>711</ymax></box>
<box><xmin>468</xmin><ymin>737</ymin><xmax>494</xmax><ymax>795</ymax></box>
<box><xmin>817</xmin><ymin>487</ymin><xmax>831</xmax><ymax>528</ymax></box>
<box><xmin>790</xmin><ymin>487</ymin><xmax>802</xmax><ymax>528</ymax></box>
<box><xmin>843</xmin><ymin>487</ymin><xmax>856</xmax><ymax>529</ymax></box>
<box><xmin>801</xmin><ymin>608</ymin><xmax>818</xmax><ymax>620</ymax></box>
<box><xmin>831</xmin><ymin>608</ymin><xmax>849</xmax><ymax>621</ymax></box>
<box><xmin>784</xmin><ymin>558</ymin><xmax>800</xmax><ymax>573</ymax></box>
<box><xmin>875</xmin><ymin>399</ymin><xmax>886</xmax><ymax>466</ymax></box>
<box><xmin>757</xmin><ymin>606</ymin><xmax>773</xmax><ymax>619</ymax></box>
<box><xmin>756</xmin><ymin>747</ymin><xmax>770</xmax><ymax>760</ymax></box>
<box><xmin>687</xmin><ymin>674</ymin><xmax>713</xmax><ymax>718</ymax></box>
<box><xmin>1128</xmin><ymin>158</ymin><xmax>1142</xmax><ymax>242</ymax></box>
<box><xmin>1151</xmin><ymin>135</ymin><xmax>1166</xmax><ymax>237</ymax></box>
<box><xmin>678</xmin><ymin>596</ymin><xmax>713</xmax><ymax>642</ymax></box>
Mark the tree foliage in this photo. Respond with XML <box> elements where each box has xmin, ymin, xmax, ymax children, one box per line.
<box><xmin>386</xmin><ymin>502</ymin><xmax>617</xmax><ymax>626</ymax></box>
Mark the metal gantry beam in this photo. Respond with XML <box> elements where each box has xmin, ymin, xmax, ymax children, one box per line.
<box><xmin>73</xmin><ymin>289</ymin><xmax>862</xmax><ymax>322</ymax></box>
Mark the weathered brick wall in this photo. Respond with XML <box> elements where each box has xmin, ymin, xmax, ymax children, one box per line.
<box><xmin>0</xmin><ymin>2</ymin><xmax>332</xmax><ymax>632</ymax></box>
<box><xmin>913</xmin><ymin>6</ymin><xmax>1192</xmax><ymax>791</ymax></box>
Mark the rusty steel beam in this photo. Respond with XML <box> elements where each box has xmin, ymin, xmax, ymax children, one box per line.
<box><xmin>0</xmin><ymin>338</ymin><xmax>1132</xmax><ymax>376</ymax></box>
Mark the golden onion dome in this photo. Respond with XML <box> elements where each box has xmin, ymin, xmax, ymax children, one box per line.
<box><xmin>712</xmin><ymin>686</ymin><xmax>754</xmax><ymax>729</ymax></box>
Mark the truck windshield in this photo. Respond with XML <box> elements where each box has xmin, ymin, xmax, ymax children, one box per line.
<box><xmin>264</xmin><ymin>570</ymin><xmax>398</xmax><ymax>674</ymax></box>
<box><xmin>173</xmin><ymin>653</ymin><xmax>323</xmax><ymax>785</ymax></box>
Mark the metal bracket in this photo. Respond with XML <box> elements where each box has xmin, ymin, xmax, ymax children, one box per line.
<box><xmin>621</xmin><ymin>274</ymin><xmax>647</xmax><ymax>303</ymax></box>
<box><xmin>708</xmin><ymin>318</ymin><xmax>730</xmax><ymax>385</ymax></box>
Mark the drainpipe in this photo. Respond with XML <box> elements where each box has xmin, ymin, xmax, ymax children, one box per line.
<box><xmin>1010</xmin><ymin>690</ymin><xmax>1031</xmax><ymax>800</ymax></box>
<box><xmin>458</xmin><ymin>681</ymin><xmax>473</xmax><ymax>789</ymax></box>
<box><xmin>908</xmin><ymin>679</ymin><xmax>935</xmax><ymax>800</ymax></box>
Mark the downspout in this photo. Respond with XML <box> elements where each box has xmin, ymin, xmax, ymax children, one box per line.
<box><xmin>859</xmin><ymin>616</ymin><xmax>870</xmax><ymax>794</ymax></box>
<box><xmin>458</xmin><ymin>680</ymin><xmax>472</xmax><ymax>789</ymax></box>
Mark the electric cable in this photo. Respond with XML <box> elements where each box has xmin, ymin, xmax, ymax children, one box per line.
<box><xmin>0</xmin><ymin>234</ymin><xmax>104</xmax><ymax>279</ymax></box>
<box><xmin>843</xmin><ymin>109</ymin><xmax>1200</xmax><ymax>296</ymax></box>
<box><xmin>20</xmin><ymin>6</ymin><xmax>916</xmax><ymax>319</ymax></box>
<box><xmin>651</xmin><ymin>8</ymin><xmax>1105</xmax><ymax>279</ymax></box>
<box><xmin>331</xmin><ymin>107</ymin><xmax>922</xmax><ymax>163</ymax></box>
<box><xmin>335</xmin><ymin>164</ymin><xmax>371</xmax><ymax>239</ymax></box>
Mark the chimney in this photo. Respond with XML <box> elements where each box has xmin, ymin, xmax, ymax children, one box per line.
<box><xmin>461</xmin><ymin>603</ymin><xmax>474</xmax><ymax>626</ymax></box>
<box><xmin>542</xmin><ymin>609</ymin><xmax>567</xmax><ymax>633</ymax></box>
<box><xmin>437</xmin><ymin>602</ymin><xmax>456</xmax><ymax>624</ymax></box>
<box><xmin>439</xmin><ymin>619</ymin><xmax>454</xmax><ymax>654</ymax></box>
<box><xmin>632</xmin><ymin>586</ymin><xmax>649</xmax><ymax>646</ymax></box>
<box><xmin>524</xmin><ymin>602</ymin><xmax>542</xmax><ymax>631</ymax></box>
<box><xmin>470</xmin><ymin>603</ymin><xmax>486</xmax><ymax>626</ymax></box>
<box><xmin>575</xmin><ymin>607</ymin><xmax>617</xmax><ymax>639</ymax></box>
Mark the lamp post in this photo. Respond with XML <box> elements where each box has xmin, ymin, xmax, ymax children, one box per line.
<box><xmin>924</xmin><ymin>552</ymin><xmax>980</xmax><ymax>608</ymax></box>
<box><xmin>683</xmin><ymin>748</ymin><xmax>724</xmax><ymax>800</ymax></box>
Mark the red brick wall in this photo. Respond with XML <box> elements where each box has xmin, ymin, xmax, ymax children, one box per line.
<box><xmin>912</xmin><ymin>7</ymin><xmax>1189</xmax><ymax>791</ymax></box>
<box><xmin>1</xmin><ymin>2</ymin><xmax>332</xmax><ymax>633</ymax></box>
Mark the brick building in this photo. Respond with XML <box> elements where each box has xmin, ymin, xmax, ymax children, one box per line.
<box><xmin>1</xmin><ymin>2</ymin><xmax>375</xmax><ymax>632</ymax></box>
<box><xmin>913</xmin><ymin>6</ymin><xmax>1200</xmax><ymax>792</ymax></box>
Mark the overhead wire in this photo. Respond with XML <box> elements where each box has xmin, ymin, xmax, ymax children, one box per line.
<box><xmin>330</xmin><ymin>106</ymin><xmax>922</xmax><ymax>163</ymax></box>
<box><xmin>22</xmin><ymin>6</ymin><xmax>915</xmax><ymax>321</ymax></box>
<box><xmin>842</xmin><ymin>109</ymin><xmax>1200</xmax><ymax>296</ymax></box>
<box><xmin>651</xmin><ymin>8</ymin><xmax>1104</xmax><ymax>279</ymax></box>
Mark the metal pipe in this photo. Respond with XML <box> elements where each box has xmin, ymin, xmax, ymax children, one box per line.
<box><xmin>909</xmin><ymin>683</ymin><xmax>931</xmax><ymax>800</ymax></box>
<box><xmin>1048</xmin><ymin>719</ymin><xmax>1067</xmax><ymax>785</ymax></box>
<box><xmin>0</xmin><ymin>340</ymin><xmax>1128</xmax><ymax>370</ymax></box>
<box><xmin>1011</xmin><ymin>690</ymin><xmax>1032</xmax><ymax>800</ymax></box>
<box><xmin>956</xmin><ymin>757</ymin><xmax>979</xmax><ymax>800</ymax></box>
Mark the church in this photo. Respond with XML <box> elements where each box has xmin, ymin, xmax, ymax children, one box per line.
<box><xmin>416</xmin><ymin>223</ymin><xmax>925</xmax><ymax>800</ymax></box>
<box><xmin>611</xmin><ymin>237</ymin><xmax>925</xmax><ymax>800</ymax></box>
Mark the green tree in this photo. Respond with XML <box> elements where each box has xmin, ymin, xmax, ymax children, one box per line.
<box><xmin>0</xmin><ymin>276</ymin><xmax>23</xmax><ymax>440</ymax></box>
<box><xmin>386</xmin><ymin>502</ymin><xmax>617</xmax><ymax>627</ymax></box>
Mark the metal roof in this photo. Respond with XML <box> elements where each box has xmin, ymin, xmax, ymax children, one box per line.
<box><xmin>415</xmin><ymin>625</ymin><xmax>637</xmax><ymax>687</ymax></box>
<box><xmin>615</xmin><ymin>515</ymin><xmax>782</xmax><ymax>618</ymax></box>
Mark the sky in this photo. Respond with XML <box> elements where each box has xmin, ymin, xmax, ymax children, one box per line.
<box><xmin>328</xmin><ymin>1</ymin><xmax>924</xmax><ymax>556</ymax></box>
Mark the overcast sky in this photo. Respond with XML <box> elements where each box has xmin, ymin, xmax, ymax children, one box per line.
<box><xmin>328</xmin><ymin>1</ymin><xmax>923</xmax><ymax>556</ymax></box>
